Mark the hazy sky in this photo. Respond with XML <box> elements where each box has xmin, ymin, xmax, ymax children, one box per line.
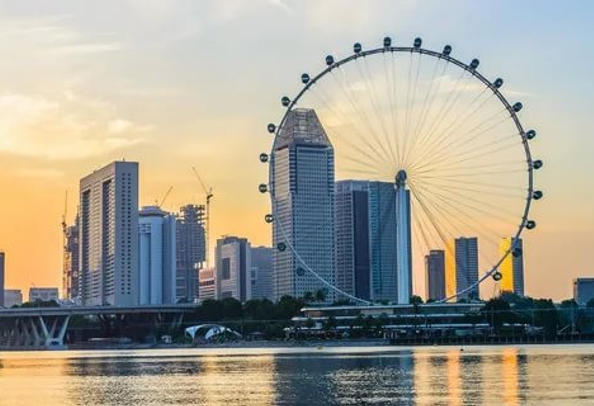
<box><xmin>0</xmin><ymin>0</ymin><xmax>592</xmax><ymax>300</ymax></box>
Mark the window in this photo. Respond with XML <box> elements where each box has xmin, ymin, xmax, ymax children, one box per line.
<box><xmin>222</xmin><ymin>258</ymin><xmax>231</xmax><ymax>280</ymax></box>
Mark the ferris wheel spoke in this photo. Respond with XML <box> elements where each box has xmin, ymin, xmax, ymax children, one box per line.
<box><xmin>402</xmin><ymin>51</ymin><xmax>424</xmax><ymax>169</ymax></box>
<box><xmin>331</xmin><ymin>68</ymin><xmax>395</xmax><ymax>167</ymax></box>
<box><xmin>408</xmin><ymin>57</ymin><xmax>448</xmax><ymax>159</ymax></box>
<box><xmin>411</xmin><ymin>182</ymin><xmax>503</xmax><ymax>261</ymax></box>
<box><xmin>390</xmin><ymin>51</ymin><xmax>404</xmax><ymax>165</ymax></box>
<box><xmin>411</xmin><ymin>179</ymin><xmax>520</xmax><ymax>223</ymax></box>
<box><xmin>383</xmin><ymin>53</ymin><xmax>401</xmax><ymax>167</ymax></box>
<box><xmin>413</xmin><ymin>176</ymin><xmax>526</xmax><ymax>199</ymax></box>
<box><xmin>309</xmin><ymin>85</ymin><xmax>394</xmax><ymax>170</ymax></box>
<box><xmin>361</xmin><ymin>56</ymin><xmax>398</xmax><ymax>166</ymax></box>
<box><xmin>412</xmin><ymin>68</ymin><xmax>474</xmax><ymax>161</ymax></box>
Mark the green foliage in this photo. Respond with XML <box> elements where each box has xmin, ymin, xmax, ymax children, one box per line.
<box><xmin>18</xmin><ymin>300</ymin><xmax>60</xmax><ymax>308</ymax></box>
<box><xmin>410</xmin><ymin>295</ymin><xmax>423</xmax><ymax>306</ymax></box>
<box><xmin>482</xmin><ymin>297</ymin><xmax>513</xmax><ymax>331</ymax></box>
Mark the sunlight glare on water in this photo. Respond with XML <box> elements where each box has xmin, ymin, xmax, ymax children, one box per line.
<box><xmin>1</xmin><ymin>345</ymin><xmax>593</xmax><ymax>405</ymax></box>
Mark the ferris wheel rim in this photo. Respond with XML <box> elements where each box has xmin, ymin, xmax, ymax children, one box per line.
<box><xmin>266</xmin><ymin>40</ymin><xmax>537</xmax><ymax>304</ymax></box>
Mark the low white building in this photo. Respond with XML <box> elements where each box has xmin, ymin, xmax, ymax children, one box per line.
<box><xmin>29</xmin><ymin>287</ymin><xmax>59</xmax><ymax>302</ymax></box>
<box><xmin>138</xmin><ymin>206</ymin><xmax>176</xmax><ymax>305</ymax></box>
<box><xmin>3</xmin><ymin>289</ymin><xmax>22</xmax><ymax>308</ymax></box>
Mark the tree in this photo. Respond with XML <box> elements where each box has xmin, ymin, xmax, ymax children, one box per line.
<box><xmin>482</xmin><ymin>297</ymin><xmax>513</xmax><ymax>332</ymax></box>
<box><xmin>410</xmin><ymin>295</ymin><xmax>423</xmax><ymax>306</ymax></box>
<box><xmin>220</xmin><ymin>297</ymin><xmax>243</xmax><ymax>319</ymax></box>
<box><xmin>315</xmin><ymin>289</ymin><xmax>327</xmax><ymax>303</ymax></box>
<box><xmin>303</xmin><ymin>291</ymin><xmax>315</xmax><ymax>303</ymax></box>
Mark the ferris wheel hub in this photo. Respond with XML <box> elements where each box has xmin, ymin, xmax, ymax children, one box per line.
<box><xmin>395</xmin><ymin>170</ymin><xmax>408</xmax><ymax>187</ymax></box>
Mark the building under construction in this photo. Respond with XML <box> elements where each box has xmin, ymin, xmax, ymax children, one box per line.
<box><xmin>62</xmin><ymin>216</ymin><xmax>79</xmax><ymax>301</ymax></box>
<box><xmin>175</xmin><ymin>204</ymin><xmax>206</xmax><ymax>303</ymax></box>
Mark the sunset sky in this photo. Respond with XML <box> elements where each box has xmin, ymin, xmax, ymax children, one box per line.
<box><xmin>0</xmin><ymin>0</ymin><xmax>592</xmax><ymax>300</ymax></box>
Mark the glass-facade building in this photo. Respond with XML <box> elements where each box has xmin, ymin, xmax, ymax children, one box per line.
<box><xmin>426</xmin><ymin>250</ymin><xmax>446</xmax><ymax>301</ymax></box>
<box><xmin>499</xmin><ymin>237</ymin><xmax>525</xmax><ymax>296</ymax></box>
<box><xmin>446</xmin><ymin>237</ymin><xmax>479</xmax><ymax>301</ymax></box>
<box><xmin>272</xmin><ymin>108</ymin><xmax>335</xmax><ymax>302</ymax></box>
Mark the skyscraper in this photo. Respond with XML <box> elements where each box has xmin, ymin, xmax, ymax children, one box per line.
<box><xmin>446</xmin><ymin>237</ymin><xmax>479</xmax><ymax>301</ymax></box>
<box><xmin>425</xmin><ymin>250</ymin><xmax>446</xmax><ymax>301</ymax></box>
<box><xmin>573</xmin><ymin>278</ymin><xmax>594</xmax><ymax>305</ymax></box>
<box><xmin>368</xmin><ymin>181</ymin><xmax>398</xmax><ymax>302</ymax></box>
<box><xmin>251</xmin><ymin>246</ymin><xmax>273</xmax><ymax>300</ymax></box>
<box><xmin>335</xmin><ymin>180</ymin><xmax>371</xmax><ymax>300</ymax></box>
<box><xmin>79</xmin><ymin>161</ymin><xmax>139</xmax><ymax>306</ymax></box>
<box><xmin>138</xmin><ymin>206</ymin><xmax>177</xmax><ymax>305</ymax></box>
<box><xmin>499</xmin><ymin>237</ymin><xmax>525</xmax><ymax>296</ymax></box>
<box><xmin>175</xmin><ymin>204</ymin><xmax>205</xmax><ymax>303</ymax></box>
<box><xmin>0</xmin><ymin>252</ymin><xmax>4</xmax><ymax>307</ymax></box>
<box><xmin>394</xmin><ymin>170</ymin><xmax>412</xmax><ymax>304</ymax></box>
<box><xmin>62</xmin><ymin>216</ymin><xmax>79</xmax><ymax>300</ymax></box>
<box><xmin>272</xmin><ymin>108</ymin><xmax>335</xmax><ymax>302</ymax></box>
<box><xmin>215</xmin><ymin>236</ymin><xmax>251</xmax><ymax>302</ymax></box>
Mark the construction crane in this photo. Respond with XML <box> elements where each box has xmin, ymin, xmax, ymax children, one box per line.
<box><xmin>159</xmin><ymin>186</ymin><xmax>174</xmax><ymax>208</ymax></box>
<box><xmin>191</xmin><ymin>167</ymin><xmax>213</xmax><ymax>267</ymax></box>
<box><xmin>61</xmin><ymin>190</ymin><xmax>68</xmax><ymax>234</ymax></box>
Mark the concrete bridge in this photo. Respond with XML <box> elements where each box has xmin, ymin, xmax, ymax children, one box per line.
<box><xmin>0</xmin><ymin>304</ymin><xmax>197</xmax><ymax>349</ymax></box>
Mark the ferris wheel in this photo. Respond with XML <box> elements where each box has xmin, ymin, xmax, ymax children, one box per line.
<box><xmin>259</xmin><ymin>37</ymin><xmax>543</xmax><ymax>304</ymax></box>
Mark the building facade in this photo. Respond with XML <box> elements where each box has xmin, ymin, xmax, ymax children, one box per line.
<box><xmin>175</xmin><ymin>204</ymin><xmax>206</xmax><ymax>303</ymax></box>
<box><xmin>0</xmin><ymin>252</ymin><xmax>4</xmax><ymax>307</ymax></box>
<box><xmin>446</xmin><ymin>237</ymin><xmax>480</xmax><ymax>301</ymax></box>
<box><xmin>79</xmin><ymin>161</ymin><xmax>139</xmax><ymax>306</ymax></box>
<box><xmin>29</xmin><ymin>287</ymin><xmax>59</xmax><ymax>302</ymax></box>
<box><xmin>198</xmin><ymin>267</ymin><xmax>216</xmax><ymax>300</ymax></box>
<box><xmin>394</xmin><ymin>171</ymin><xmax>412</xmax><ymax>305</ymax></box>
<box><xmin>368</xmin><ymin>182</ymin><xmax>398</xmax><ymax>302</ymax></box>
<box><xmin>215</xmin><ymin>236</ymin><xmax>251</xmax><ymax>302</ymax></box>
<box><xmin>4</xmin><ymin>289</ymin><xmax>22</xmax><ymax>307</ymax></box>
<box><xmin>138</xmin><ymin>206</ymin><xmax>177</xmax><ymax>305</ymax></box>
<box><xmin>251</xmin><ymin>246</ymin><xmax>273</xmax><ymax>300</ymax></box>
<box><xmin>425</xmin><ymin>250</ymin><xmax>446</xmax><ymax>301</ymax></box>
<box><xmin>272</xmin><ymin>108</ymin><xmax>336</xmax><ymax>302</ymax></box>
<box><xmin>62</xmin><ymin>218</ymin><xmax>79</xmax><ymax>300</ymax></box>
<box><xmin>335</xmin><ymin>180</ymin><xmax>370</xmax><ymax>300</ymax></box>
<box><xmin>573</xmin><ymin>278</ymin><xmax>594</xmax><ymax>305</ymax></box>
<box><xmin>499</xmin><ymin>237</ymin><xmax>525</xmax><ymax>296</ymax></box>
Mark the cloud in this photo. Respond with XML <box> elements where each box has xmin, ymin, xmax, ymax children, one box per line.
<box><xmin>0</xmin><ymin>92</ymin><xmax>151</xmax><ymax>160</ymax></box>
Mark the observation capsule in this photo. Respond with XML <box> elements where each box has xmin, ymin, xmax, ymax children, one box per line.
<box><xmin>442</xmin><ymin>45</ymin><xmax>452</xmax><ymax>56</ymax></box>
<box><xmin>281</xmin><ymin>96</ymin><xmax>290</xmax><ymax>107</ymax></box>
<box><xmin>277</xmin><ymin>242</ymin><xmax>287</xmax><ymax>252</ymax></box>
<box><xmin>353</xmin><ymin>42</ymin><xmax>362</xmax><ymax>54</ymax></box>
<box><xmin>259</xmin><ymin>153</ymin><xmax>269</xmax><ymax>163</ymax></box>
<box><xmin>258</xmin><ymin>183</ymin><xmax>268</xmax><ymax>193</ymax></box>
<box><xmin>265</xmin><ymin>214</ymin><xmax>274</xmax><ymax>223</ymax></box>
<box><xmin>493</xmin><ymin>78</ymin><xmax>504</xmax><ymax>88</ymax></box>
<box><xmin>383</xmin><ymin>36</ymin><xmax>392</xmax><ymax>48</ymax></box>
<box><xmin>325</xmin><ymin>55</ymin><xmax>334</xmax><ymax>66</ymax></box>
<box><xmin>533</xmin><ymin>190</ymin><xmax>543</xmax><ymax>200</ymax></box>
<box><xmin>513</xmin><ymin>247</ymin><xmax>523</xmax><ymax>258</ymax></box>
<box><xmin>513</xmin><ymin>102</ymin><xmax>523</xmax><ymax>112</ymax></box>
<box><xmin>470</xmin><ymin>58</ymin><xmax>480</xmax><ymax>69</ymax></box>
<box><xmin>295</xmin><ymin>267</ymin><xmax>305</xmax><ymax>276</ymax></box>
<box><xmin>532</xmin><ymin>159</ymin><xmax>543</xmax><ymax>170</ymax></box>
<box><xmin>301</xmin><ymin>73</ymin><xmax>310</xmax><ymax>84</ymax></box>
<box><xmin>414</xmin><ymin>37</ymin><xmax>422</xmax><ymax>48</ymax></box>
<box><xmin>526</xmin><ymin>130</ymin><xmax>536</xmax><ymax>140</ymax></box>
<box><xmin>526</xmin><ymin>220</ymin><xmax>537</xmax><ymax>230</ymax></box>
<box><xmin>493</xmin><ymin>271</ymin><xmax>503</xmax><ymax>281</ymax></box>
<box><xmin>267</xmin><ymin>123</ymin><xmax>276</xmax><ymax>133</ymax></box>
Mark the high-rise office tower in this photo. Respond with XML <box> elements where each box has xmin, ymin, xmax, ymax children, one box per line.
<box><xmin>175</xmin><ymin>204</ymin><xmax>205</xmax><ymax>303</ymax></box>
<box><xmin>272</xmin><ymin>108</ymin><xmax>335</xmax><ymax>302</ymax></box>
<box><xmin>62</xmin><ymin>216</ymin><xmax>79</xmax><ymax>300</ymax></box>
<box><xmin>138</xmin><ymin>206</ymin><xmax>177</xmax><ymax>305</ymax></box>
<box><xmin>499</xmin><ymin>237</ymin><xmax>525</xmax><ymax>296</ymax></box>
<box><xmin>79</xmin><ymin>161</ymin><xmax>139</xmax><ymax>306</ymax></box>
<box><xmin>394</xmin><ymin>170</ymin><xmax>412</xmax><ymax>304</ymax></box>
<box><xmin>368</xmin><ymin>181</ymin><xmax>398</xmax><ymax>302</ymax></box>
<box><xmin>425</xmin><ymin>250</ymin><xmax>446</xmax><ymax>301</ymax></box>
<box><xmin>251</xmin><ymin>246</ymin><xmax>273</xmax><ymax>300</ymax></box>
<box><xmin>215</xmin><ymin>236</ymin><xmax>251</xmax><ymax>302</ymax></box>
<box><xmin>198</xmin><ymin>267</ymin><xmax>216</xmax><ymax>300</ymax></box>
<box><xmin>335</xmin><ymin>180</ymin><xmax>371</xmax><ymax>300</ymax></box>
<box><xmin>0</xmin><ymin>252</ymin><xmax>4</xmax><ymax>307</ymax></box>
<box><xmin>446</xmin><ymin>237</ymin><xmax>479</xmax><ymax>301</ymax></box>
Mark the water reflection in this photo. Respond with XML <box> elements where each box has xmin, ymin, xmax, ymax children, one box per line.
<box><xmin>0</xmin><ymin>346</ymin><xmax>594</xmax><ymax>405</ymax></box>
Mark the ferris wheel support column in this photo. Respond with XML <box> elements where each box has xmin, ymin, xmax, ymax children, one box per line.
<box><xmin>395</xmin><ymin>170</ymin><xmax>413</xmax><ymax>304</ymax></box>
